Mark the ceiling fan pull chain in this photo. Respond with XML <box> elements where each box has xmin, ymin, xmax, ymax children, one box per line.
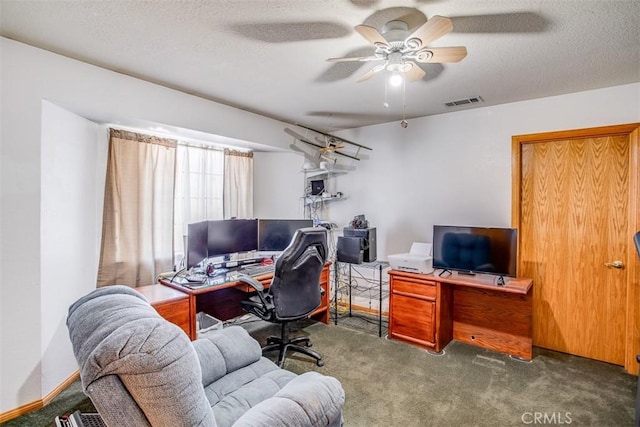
<box><xmin>383</xmin><ymin>71</ymin><xmax>389</xmax><ymax>108</ymax></box>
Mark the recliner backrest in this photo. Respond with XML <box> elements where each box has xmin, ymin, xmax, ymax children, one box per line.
<box><xmin>270</xmin><ymin>227</ymin><xmax>328</xmax><ymax>320</ymax></box>
<box><xmin>67</xmin><ymin>285</ymin><xmax>217</xmax><ymax>427</ymax></box>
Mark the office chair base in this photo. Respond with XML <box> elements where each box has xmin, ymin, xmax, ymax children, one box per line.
<box><xmin>267</xmin><ymin>335</ymin><xmax>311</xmax><ymax>347</ymax></box>
<box><xmin>262</xmin><ymin>324</ymin><xmax>324</xmax><ymax>367</ymax></box>
<box><xmin>263</xmin><ymin>342</ymin><xmax>324</xmax><ymax>368</ymax></box>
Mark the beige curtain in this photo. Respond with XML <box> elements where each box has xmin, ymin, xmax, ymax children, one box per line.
<box><xmin>223</xmin><ymin>149</ymin><xmax>253</xmax><ymax>219</ymax></box>
<box><xmin>98</xmin><ymin>129</ymin><xmax>177</xmax><ymax>287</ymax></box>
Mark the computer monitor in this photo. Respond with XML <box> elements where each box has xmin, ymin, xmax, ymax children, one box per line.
<box><xmin>186</xmin><ymin>220</ymin><xmax>209</xmax><ymax>269</ymax></box>
<box><xmin>258</xmin><ymin>219</ymin><xmax>314</xmax><ymax>251</ymax></box>
<box><xmin>207</xmin><ymin>219</ymin><xmax>258</xmax><ymax>257</ymax></box>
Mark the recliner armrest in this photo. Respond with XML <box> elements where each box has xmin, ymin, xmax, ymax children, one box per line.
<box><xmin>232</xmin><ymin>371</ymin><xmax>345</xmax><ymax>427</ymax></box>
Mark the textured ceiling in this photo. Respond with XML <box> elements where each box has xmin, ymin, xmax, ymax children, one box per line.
<box><xmin>1</xmin><ymin>0</ymin><xmax>639</xmax><ymax>132</ymax></box>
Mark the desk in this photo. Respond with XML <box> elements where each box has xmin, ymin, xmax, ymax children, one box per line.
<box><xmin>388</xmin><ymin>270</ymin><xmax>533</xmax><ymax>360</ymax></box>
<box><xmin>136</xmin><ymin>284</ymin><xmax>191</xmax><ymax>337</ymax></box>
<box><xmin>160</xmin><ymin>264</ymin><xmax>331</xmax><ymax>340</ymax></box>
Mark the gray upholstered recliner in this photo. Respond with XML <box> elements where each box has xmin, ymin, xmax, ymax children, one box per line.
<box><xmin>67</xmin><ymin>285</ymin><xmax>345</xmax><ymax>427</ymax></box>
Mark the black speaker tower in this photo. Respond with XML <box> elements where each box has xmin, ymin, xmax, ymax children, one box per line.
<box><xmin>342</xmin><ymin>227</ymin><xmax>377</xmax><ymax>263</ymax></box>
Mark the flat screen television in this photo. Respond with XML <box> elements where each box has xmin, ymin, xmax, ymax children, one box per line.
<box><xmin>258</xmin><ymin>219</ymin><xmax>313</xmax><ymax>251</ymax></box>
<box><xmin>186</xmin><ymin>220</ymin><xmax>209</xmax><ymax>269</ymax></box>
<box><xmin>207</xmin><ymin>219</ymin><xmax>258</xmax><ymax>257</ymax></box>
<box><xmin>432</xmin><ymin>225</ymin><xmax>517</xmax><ymax>277</ymax></box>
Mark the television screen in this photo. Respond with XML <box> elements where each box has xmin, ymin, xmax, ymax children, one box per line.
<box><xmin>258</xmin><ymin>219</ymin><xmax>313</xmax><ymax>251</ymax></box>
<box><xmin>432</xmin><ymin>225</ymin><xmax>517</xmax><ymax>277</ymax></box>
<box><xmin>186</xmin><ymin>220</ymin><xmax>209</xmax><ymax>269</ymax></box>
<box><xmin>207</xmin><ymin>219</ymin><xmax>258</xmax><ymax>257</ymax></box>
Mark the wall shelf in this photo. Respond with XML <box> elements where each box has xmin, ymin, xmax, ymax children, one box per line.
<box><xmin>303</xmin><ymin>194</ymin><xmax>347</xmax><ymax>206</ymax></box>
<box><xmin>302</xmin><ymin>168</ymin><xmax>347</xmax><ymax>220</ymax></box>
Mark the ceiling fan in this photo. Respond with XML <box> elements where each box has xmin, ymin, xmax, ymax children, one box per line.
<box><xmin>327</xmin><ymin>15</ymin><xmax>467</xmax><ymax>84</ymax></box>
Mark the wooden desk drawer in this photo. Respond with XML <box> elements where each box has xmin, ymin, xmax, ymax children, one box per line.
<box><xmin>153</xmin><ymin>299</ymin><xmax>190</xmax><ymax>336</ymax></box>
<box><xmin>392</xmin><ymin>278</ymin><xmax>436</xmax><ymax>299</ymax></box>
<box><xmin>390</xmin><ymin>294</ymin><xmax>436</xmax><ymax>346</ymax></box>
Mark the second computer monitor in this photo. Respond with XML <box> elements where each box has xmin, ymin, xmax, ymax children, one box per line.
<box><xmin>208</xmin><ymin>219</ymin><xmax>258</xmax><ymax>257</ymax></box>
<box><xmin>258</xmin><ymin>219</ymin><xmax>314</xmax><ymax>252</ymax></box>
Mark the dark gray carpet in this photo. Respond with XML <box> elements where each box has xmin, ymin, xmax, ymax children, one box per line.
<box><xmin>253</xmin><ymin>320</ymin><xmax>637</xmax><ymax>427</ymax></box>
<box><xmin>4</xmin><ymin>319</ymin><xmax>637</xmax><ymax>427</ymax></box>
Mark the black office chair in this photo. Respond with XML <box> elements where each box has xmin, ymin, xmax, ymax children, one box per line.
<box><xmin>239</xmin><ymin>227</ymin><xmax>328</xmax><ymax>367</ymax></box>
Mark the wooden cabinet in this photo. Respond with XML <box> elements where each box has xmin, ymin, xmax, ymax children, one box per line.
<box><xmin>137</xmin><ymin>284</ymin><xmax>191</xmax><ymax>338</ymax></box>
<box><xmin>388</xmin><ymin>271</ymin><xmax>452</xmax><ymax>353</ymax></box>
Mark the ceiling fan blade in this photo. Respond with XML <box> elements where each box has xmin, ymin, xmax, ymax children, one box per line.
<box><xmin>405</xmin><ymin>15</ymin><xmax>453</xmax><ymax>49</ymax></box>
<box><xmin>327</xmin><ymin>55</ymin><xmax>383</xmax><ymax>63</ymax></box>
<box><xmin>356</xmin><ymin>63</ymin><xmax>386</xmax><ymax>82</ymax></box>
<box><xmin>404</xmin><ymin>62</ymin><xmax>426</xmax><ymax>82</ymax></box>
<box><xmin>355</xmin><ymin>24</ymin><xmax>390</xmax><ymax>49</ymax></box>
<box><xmin>417</xmin><ymin>46</ymin><xmax>468</xmax><ymax>63</ymax></box>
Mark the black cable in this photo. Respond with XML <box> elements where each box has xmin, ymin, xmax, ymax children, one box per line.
<box><xmin>169</xmin><ymin>268</ymin><xmax>186</xmax><ymax>283</ymax></box>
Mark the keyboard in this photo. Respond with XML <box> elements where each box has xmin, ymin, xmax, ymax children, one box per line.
<box><xmin>55</xmin><ymin>411</ymin><xmax>106</xmax><ymax>427</ymax></box>
<box><xmin>241</xmin><ymin>263</ymin><xmax>275</xmax><ymax>276</ymax></box>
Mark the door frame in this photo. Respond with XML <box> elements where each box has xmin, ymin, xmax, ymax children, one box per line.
<box><xmin>511</xmin><ymin>123</ymin><xmax>640</xmax><ymax>374</ymax></box>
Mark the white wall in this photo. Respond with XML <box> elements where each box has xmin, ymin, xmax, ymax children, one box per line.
<box><xmin>255</xmin><ymin>83</ymin><xmax>640</xmax><ymax>260</ymax></box>
<box><xmin>253</xmin><ymin>151</ymin><xmax>308</xmax><ymax>219</ymax></box>
<box><xmin>40</xmin><ymin>101</ymin><xmax>108</xmax><ymax>396</ymax></box>
<box><xmin>0</xmin><ymin>37</ymin><xmax>288</xmax><ymax>414</ymax></box>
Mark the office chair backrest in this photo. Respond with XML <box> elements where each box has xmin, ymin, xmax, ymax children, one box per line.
<box><xmin>271</xmin><ymin>227</ymin><xmax>328</xmax><ymax>320</ymax></box>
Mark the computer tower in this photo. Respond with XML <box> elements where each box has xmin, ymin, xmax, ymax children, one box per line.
<box><xmin>337</xmin><ymin>236</ymin><xmax>363</xmax><ymax>264</ymax></box>
<box><xmin>343</xmin><ymin>227</ymin><xmax>377</xmax><ymax>262</ymax></box>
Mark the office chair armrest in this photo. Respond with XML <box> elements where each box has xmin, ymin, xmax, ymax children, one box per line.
<box><xmin>236</xmin><ymin>274</ymin><xmax>264</xmax><ymax>292</ymax></box>
<box><xmin>237</xmin><ymin>274</ymin><xmax>272</xmax><ymax>310</ymax></box>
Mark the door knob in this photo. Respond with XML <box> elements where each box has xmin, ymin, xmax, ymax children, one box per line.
<box><xmin>605</xmin><ymin>260</ymin><xmax>624</xmax><ymax>269</ymax></box>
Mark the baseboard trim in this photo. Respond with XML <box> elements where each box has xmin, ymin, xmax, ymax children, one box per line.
<box><xmin>336</xmin><ymin>301</ymin><xmax>389</xmax><ymax>317</ymax></box>
<box><xmin>0</xmin><ymin>371</ymin><xmax>80</xmax><ymax>423</ymax></box>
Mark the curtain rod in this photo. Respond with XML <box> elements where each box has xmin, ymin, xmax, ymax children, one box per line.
<box><xmin>107</xmin><ymin>125</ymin><xmax>252</xmax><ymax>153</ymax></box>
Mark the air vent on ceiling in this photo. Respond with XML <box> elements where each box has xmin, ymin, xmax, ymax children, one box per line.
<box><xmin>444</xmin><ymin>96</ymin><xmax>484</xmax><ymax>108</ymax></box>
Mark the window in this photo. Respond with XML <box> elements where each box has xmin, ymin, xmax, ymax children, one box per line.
<box><xmin>173</xmin><ymin>144</ymin><xmax>224</xmax><ymax>266</ymax></box>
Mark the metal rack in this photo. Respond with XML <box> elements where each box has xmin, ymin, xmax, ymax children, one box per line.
<box><xmin>333</xmin><ymin>260</ymin><xmax>389</xmax><ymax>337</ymax></box>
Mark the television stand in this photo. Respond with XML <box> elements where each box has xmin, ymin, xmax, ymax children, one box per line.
<box><xmin>457</xmin><ymin>270</ymin><xmax>476</xmax><ymax>276</ymax></box>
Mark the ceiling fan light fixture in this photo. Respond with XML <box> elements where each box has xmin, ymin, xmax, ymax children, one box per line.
<box><xmin>389</xmin><ymin>72</ymin><xmax>403</xmax><ymax>87</ymax></box>
<box><xmin>386</xmin><ymin>52</ymin><xmax>412</xmax><ymax>74</ymax></box>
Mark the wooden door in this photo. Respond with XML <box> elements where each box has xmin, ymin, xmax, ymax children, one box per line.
<box><xmin>512</xmin><ymin>124</ymin><xmax>640</xmax><ymax>373</ymax></box>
